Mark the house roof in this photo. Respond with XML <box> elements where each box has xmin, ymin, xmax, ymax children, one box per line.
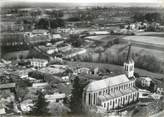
<box><xmin>30</xmin><ymin>58</ymin><xmax>48</xmax><ymax>63</ymax></box>
<box><xmin>84</xmin><ymin>74</ymin><xmax>129</xmax><ymax>92</ymax></box>
<box><xmin>98</xmin><ymin>87</ymin><xmax>138</xmax><ymax>102</ymax></box>
<box><xmin>0</xmin><ymin>83</ymin><xmax>16</xmax><ymax>89</ymax></box>
<box><xmin>28</xmin><ymin>35</ymin><xmax>49</xmax><ymax>42</ymax></box>
<box><xmin>32</xmin><ymin>29</ymin><xmax>49</xmax><ymax>34</ymax></box>
<box><xmin>140</xmin><ymin>77</ymin><xmax>152</xmax><ymax>82</ymax></box>
<box><xmin>98</xmin><ymin>94</ymin><xmax>113</xmax><ymax>101</ymax></box>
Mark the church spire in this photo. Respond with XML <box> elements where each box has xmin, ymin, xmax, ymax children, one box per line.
<box><xmin>125</xmin><ymin>43</ymin><xmax>133</xmax><ymax>63</ymax></box>
<box><xmin>126</xmin><ymin>44</ymin><xmax>131</xmax><ymax>61</ymax></box>
<box><xmin>124</xmin><ymin>43</ymin><xmax>134</xmax><ymax>78</ymax></box>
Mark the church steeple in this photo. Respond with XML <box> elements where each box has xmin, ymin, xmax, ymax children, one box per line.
<box><xmin>124</xmin><ymin>44</ymin><xmax>134</xmax><ymax>78</ymax></box>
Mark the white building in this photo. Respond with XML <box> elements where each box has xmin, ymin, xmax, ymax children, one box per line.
<box><xmin>75</xmin><ymin>67</ymin><xmax>91</xmax><ymax>74</ymax></box>
<box><xmin>65</xmin><ymin>48</ymin><xmax>86</xmax><ymax>59</ymax></box>
<box><xmin>29</xmin><ymin>58</ymin><xmax>48</xmax><ymax>68</ymax></box>
<box><xmin>25</xmin><ymin>30</ymin><xmax>49</xmax><ymax>37</ymax></box>
<box><xmin>52</xmin><ymin>33</ymin><xmax>62</xmax><ymax>39</ymax></box>
<box><xmin>0</xmin><ymin>108</ymin><xmax>5</xmax><ymax>115</ymax></box>
<box><xmin>32</xmin><ymin>82</ymin><xmax>48</xmax><ymax>88</ymax></box>
<box><xmin>140</xmin><ymin>77</ymin><xmax>152</xmax><ymax>87</ymax></box>
<box><xmin>45</xmin><ymin>93</ymin><xmax>66</xmax><ymax>103</ymax></box>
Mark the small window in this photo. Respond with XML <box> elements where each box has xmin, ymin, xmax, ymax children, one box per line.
<box><xmin>108</xmin><ymin>89</ymin><xmax>110</xmax><ymax>94</ymax></box>
<box><xmin>103</xmin><ymin>90</ymin><xmax>106</xmax><ymax>95</ymax></box>
<box><xmin>104</xmin><ymin>103</ymin><xmax>106</xmax><ymax>108</ymax></box>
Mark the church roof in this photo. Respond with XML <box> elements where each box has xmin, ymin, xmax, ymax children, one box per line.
<box><xmin>84</xmin><ymin>74</ymin><xmax>129</xmax><ymax>92</ymax></box>
<box><xmin>98</xmin><ymin>87</ymin><xmax>138</xmax><ymax>102</ymax></box>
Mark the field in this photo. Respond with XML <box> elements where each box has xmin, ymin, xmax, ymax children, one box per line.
<box><xmin>135</xmin><ymin>32</ymin><xmax>164</xmax><ymax>37</ymax></box>
<box><xmin>110</xmin><ymin>44</ymin><xmax>164</xmax><ymax>62</ymax></box>
<box><xmin>122</xmin><ymin>36</ymin><xmax>164</xmax><ymax>48</ymax></box>
<box><xmin>119</xmin><ymin>35</ymin><xmax>164</xmax><ymax>63</ymax></box>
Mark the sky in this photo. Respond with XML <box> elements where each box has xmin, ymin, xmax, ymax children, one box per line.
<box><xmin>1</xmin><ymin>0</ymin><xmax>163</xmax><ymax>7</ymax></box>
<box><xmin>0</xmin><ymin>0</ymin><xmax>162</xmax><ymax>3</ymax></box>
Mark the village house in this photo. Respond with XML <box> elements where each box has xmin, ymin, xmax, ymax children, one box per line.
<box><xmin>29</xmin><ymin>58</ymin><xmax>48</xmax><ymax>68</ymax></box>
<box><xmin>140</xmin><ymin>77</ymin><xmax>152</xmax><ymax>87</ymax></box>
<box><xmin>0</xmin><ymin>103</ymin><xmax>6</xmax><ymax>115</ymax></box>
<box><xmin>74</xmin><ymin>67</ymin><xmax>91</xmax><ymax>75</ymax></box>
<box><xmin>52</xmin><ymin>33</ymin><xmax>62</xmax><ymax>39</ymax></box>
<box><xmin>30</xmin><ymin>29</ymin><xmax>49</xmax><ymax>37</ymax></box>
<box><xmin>32</xmin><ymin>82</ymin><xmax>48</xmax><ymax>89</ymax></box>
<box><xmin>45</xmin><ymin>92</ymin><xmax>66</xmax><ymax>103</ymax></box>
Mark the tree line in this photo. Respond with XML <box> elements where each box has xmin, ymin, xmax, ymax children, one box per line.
<box><xmin>73</xmin><ymin>51</ymin><xmax>163</xmax><ymax>73</ymax></box>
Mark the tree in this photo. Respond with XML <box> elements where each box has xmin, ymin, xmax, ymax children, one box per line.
<box><xmin>30</xmin><ymin>91</ymin><xmax>49</xmax><ymax>116</ymax></box>
<box><xmin>67</xmin><ymin>34</ymin><xmax>84</xmax><ymax>47</ymax></box>
<box><xmin>50</xmin><ymin>18</ymin><xmax>65</xmax><ymax>28</ymax></box>
<box><xmin>70</xmin><ymin>76</ymin><xmax>85</xmax><ymax>114</ymax></box>
<box><xmin>132</xmin><ymin>12</ymin><xmax>161</xmax><ymax>23</ymax></box>
<box><xmin>48</xmin><ymin>102</ymin><xmax>70</xmax><ymax>116</ymax></box>
<box><xmin>36</xmin><ymin>18</ymin><xmax>49</xmax><ymax>29</ymax></box>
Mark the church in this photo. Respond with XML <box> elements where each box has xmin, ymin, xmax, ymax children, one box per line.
<box><xmin>82</xmin><ymin>45</ymin><xmax>139</xmax><ymax>112</ymax></box>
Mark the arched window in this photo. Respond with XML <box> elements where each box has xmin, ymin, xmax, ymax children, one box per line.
<box><xmin>94</xmin><ymin>93</ymin><xmax>96</xmax><ymax>104</ymax></box>
<box><xmin>99</xmin><ymin>91</ymin><xmax>102</xmax><ymax>95</ymax></box>
<box><xmin>103</xmin><ymin>90</ymin><xmax>106</xmax><ymax>95</ymax></box>
<box><xmin>89</xmin><ymin>93</ymin><xmax>91</xmax><ymax>105</ymax></box>
<box><xmin>107</xmin><ymin>102</ymin><xmax>109</xmax><ymax>110</ymax></box>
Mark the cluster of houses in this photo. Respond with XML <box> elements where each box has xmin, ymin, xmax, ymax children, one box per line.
<box><xmin>0</xmin><ymin>61</ymin><xmax>71</xmax><ymax>115</ymax></box>
<box><xmin>0</xmin><ymin>43</ymin><xmax>164</xmax><ymax>116</ymax></box>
